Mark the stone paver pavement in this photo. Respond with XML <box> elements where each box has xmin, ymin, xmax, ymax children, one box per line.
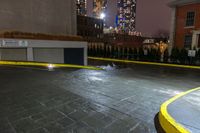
<box><xmin>0</xmin><ymin>63</ymin><xmax>199</xmax><ymax>133</ymax></box>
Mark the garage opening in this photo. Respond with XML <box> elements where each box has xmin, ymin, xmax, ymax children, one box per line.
<box><xmin>64</xmin><ymin>48</ymin><xmax>84</xmax><ymax>65</ymax></box>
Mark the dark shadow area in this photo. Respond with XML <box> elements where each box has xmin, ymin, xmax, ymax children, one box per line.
<box><xmin>154</xmin><ymin>112</ymin><xmax>165</xmax><ymax>133</ymax></box>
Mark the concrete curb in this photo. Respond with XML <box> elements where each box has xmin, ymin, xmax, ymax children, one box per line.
<box><xmin>159</xmin><ymin>87</ymin><xmax>200</xmax><ymax>133</ymax></box>
<box><xmin>88</xmin><ymin>57</ymin><xmax>200</xmax><ymax>70</ymax></box>
<box><xmin>0</xmin><ymin>61</ymin><xmax>102</xmax><ymax>70</ymax></box>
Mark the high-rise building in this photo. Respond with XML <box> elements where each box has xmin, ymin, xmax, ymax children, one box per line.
<box><xmin>117</xmin><ymin>0</ymin><xmax>137</xmax><ymax>34</ymax></box>
<box><xmin>77</xmin><ymin>0</ymin><xmax>87</xmax><ymax>16</ymax></box>
<box><xmin>93</xmin><ymin>0</ymin><xmax>107</xmax><ymax>19</ymax></box>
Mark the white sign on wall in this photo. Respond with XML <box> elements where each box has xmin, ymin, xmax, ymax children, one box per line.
<box><xmin>0</xmin><ymin>40</ymin><xmax>28</xmax><ymax>47</ymax></box>
<box><xmin>188</xmin><ymin>50</ymin><xmax>196</xmax><ymax>57</ymax></box>
<box><xmin>19</xmin><ymin>40</ymin><xmax>28</xmax><ymax>47</ymax></box>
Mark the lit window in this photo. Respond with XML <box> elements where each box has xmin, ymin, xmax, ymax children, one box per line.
<box><xmin>186</xmin><ymin>12</ymin><xmax>195</xmax><ymax>27</ymax></box>
<box><xmin>184</xmin><ymin>35</ymin><xmax>192</xmax><ymax>48</ymax></box>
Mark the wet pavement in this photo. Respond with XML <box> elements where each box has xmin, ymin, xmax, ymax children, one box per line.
<box><xmin>168</xmin><ymin>89</ymin><xmax>200</xmax><ymax>132</ymax></box>
<box><xmin>0</xmin><ymin>61</ymin><xmax>200</xmax><ymax>133</ymax></box>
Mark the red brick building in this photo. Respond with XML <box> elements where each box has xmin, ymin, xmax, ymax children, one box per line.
<box><xmin>169</xmin><ymin>0</ymin><xmax>200</xmax><ymax>49</ymax></box>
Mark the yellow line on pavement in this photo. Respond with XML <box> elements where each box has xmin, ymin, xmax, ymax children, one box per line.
<box><xmin>88</xmin><ymin>57</ymin><xmax>200</xmax><ymax>70</ymax></box>
<box><xmin>0</xmin><ymin>61</ymin><xmax>102</xmax><ymax>70</ymax></box>
<box><xmin>159</xmin><ymin>87</ymin><xmax>200</xmax><ymax>133</ymax></box>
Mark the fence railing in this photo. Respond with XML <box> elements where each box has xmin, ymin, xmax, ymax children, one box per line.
<box><xmin>88</xmin><ymin>46</ymin><xmax>200</xmax><ymax>65</ymax></box>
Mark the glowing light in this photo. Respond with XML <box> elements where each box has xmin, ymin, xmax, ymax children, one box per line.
<box><xmin>100</xmin><ymin>13</ymin><xmax>106</xmax><ymax>19</ymax></box>
<box><xmin>48</xmin><ymin>64</ymin><xmax>54</xmax><ymax>69</ymax></box>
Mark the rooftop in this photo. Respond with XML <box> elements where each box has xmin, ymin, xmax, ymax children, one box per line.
<box><xmin>0</xmin><ymin>31</ymin><xmax>84</xmax><ymax>41</ymax></box>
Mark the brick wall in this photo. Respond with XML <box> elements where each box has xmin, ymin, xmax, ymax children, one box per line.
<box><xmin>174</xmin><ymin>3</ymin><xmax>200</xmax><ymax>48</ymax></box>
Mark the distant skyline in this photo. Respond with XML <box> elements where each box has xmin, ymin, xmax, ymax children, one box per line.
<box><xmin>87</xmin><ymin>0</ymin><xmax>172</xmax><ymax>37</ymax></box>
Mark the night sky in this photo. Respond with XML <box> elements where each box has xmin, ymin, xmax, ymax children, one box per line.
<box><xmin>87</xmin><ymin>0</ymin><xmax>172</xmax><ymax>37</ymax></box>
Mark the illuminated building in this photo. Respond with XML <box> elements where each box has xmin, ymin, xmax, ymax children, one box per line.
<box><xmin>77</xmin><ymin>0</ymin><xmax>87</xmax><ymax>16</ymax></box>
<box><xmin>93</xmin><ymin>0</ymin><xmax>107</xmax><ymax>19</ymax></box>
<box><xmin>117</xmin><ymin>0</ymin><xmax>137</xmax><ymax>34</ymax></box>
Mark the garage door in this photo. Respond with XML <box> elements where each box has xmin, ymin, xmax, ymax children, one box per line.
<box><xmin>33</xmin><ymin>48</ymin><xmax>64</xmax><ymax>63</ymax></box>
<box><xmin>0</xmin><ymin>48</ymin><xmax>27</xmax><ymax>61</ymax></box>
<box><xmin>64</xmin><ymin>48</ymin><xmax>84</xmax><ymax>65</ymax></box>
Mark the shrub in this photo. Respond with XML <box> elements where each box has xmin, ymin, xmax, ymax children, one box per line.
<box><xmin>170</xmin><ymin>47</ymin><xmax>179</xmax><ymax>63</ymax></box>
<box><xmin>156</xmin><ymin>48</ymin><xmax>162</xmax><ymax>62</ymax></box>
<box><xmin>96</xmin><ymin>45</ymin><xmax>100</xmax><ymax>57</ymax></box>
<box><xmin>138</xmin><ymin>47</ymin><xmax>144</xmax><ymax>61</ymax></box>
<box><xmin>116</xmin><ymin>47</ymin><xmax>119</xmax><ymax>59</ymax></box>
<box><xmin>197</xmin><ymin>49</ymin><xmax>200</xmax><ymax>63</ymax></box>
<box><xmin>99</xmin><ymin>45</ymin><xmax>104</xmax><ymax>57</ymax></box>
<box><xmin>110</xmin><ymin>46</ymin><xmax>115</xmax><ymax>58</ymax></box>
<box><xmin>91</xmin><ymin>45</ymin><xmax>96</xmax><ymax>56</ymax></box>
<box><xmin>103</xmin><ymin>45</ymin><xmax>107</xmax><ymax>57</ymax></box>
<box><xmin>163</xmin><ymin>49</ymin><xmax>169</xmax><ymax>63</ymax></box>
<box><xmin>128</xmin><ymin>48</ymin><xmax>134</xmax><ymax>60</ymax></box>
<box><xmin>107</xmin><ymin>46</ymin><xmax>111</xmax><ymax>58</ymax></box>
<box><xmin>148</xmin><ymin>48</ymin><xmax>157</xmax><ymax>62</ymax></box>
<box><xmin>124</xmin><ymin>47</ymin><xmax>128</xmax><ymax>59</ymax></box>
<box><xmin>133</xmin><ymin>48</ymin><xmax>138</xmax><ymax>60</ymax></box>
<box><xmin>119</xmin><ymin>47</ymin><xmax>123</xmax><ymax>59</ymax></box>
<box><xmin>179</xmin><ymin>48</ymin><xmax>188</xmax><ymax>64</ymax></box>
<box><xmin>88</xmin><ymin>46</ymin><xmax>91</xmax><ymax>56</ymax></box>
<box><xmin>113</xmin><ymin>46</ymin><xmax>118</xmax><ymax>58</ymax></box>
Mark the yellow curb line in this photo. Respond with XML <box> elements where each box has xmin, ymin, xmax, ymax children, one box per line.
<box><xmin>159</xmin><ymin>87</ymin><xmax>200</xmax><ymax>133</ymax></box>
<box><xmin>88</xmin><ymin>57</ymin><xmax>200</xmax><ymax>70</ymax></box>
<box><xmin>0</xmin><ymin>61</ymin><xmax>102</xmax><ymax>70</ymax></box>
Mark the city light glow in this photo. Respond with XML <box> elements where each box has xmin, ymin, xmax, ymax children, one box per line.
<box><xmin>100</xmin><ymin>13</ymin><xmax>106</xmax><ymax>19</ymax></box>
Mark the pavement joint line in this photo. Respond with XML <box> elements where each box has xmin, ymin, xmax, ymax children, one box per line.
<box><xmin>0</xmin><ymin>60</ymin><xmax>103</xmax><ymax>70</ymax></box>
<box><xmin>129</xmin><ymin>122</ymin><xmax>141</xmax><ymax>132</ymax></box>
<box><xmin>159</xmin><ymin>87</ymin><xmax>200</xmax><ymax>133</ymax></box>
<box><xmin>88</xmin><ymin>57</ymin><xmax>200</xmax><ymax>70</ymax></box>
<box><xmin>81</xmin><ymin>120</ymin><xmax>95</xmax><ymax>131</ymax></box>
<box><xmin>6</xmin><ymin>118</ymin><xmax>17</xmax><ymax>133</ymax></box>
<box><xmin>181</xmin><ymin>122</ymin><xmax>200</xmax><ymax>131</ymax></box>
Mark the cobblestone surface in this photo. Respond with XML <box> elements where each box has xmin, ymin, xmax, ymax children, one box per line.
<box><xmin>0</xmin><ymin>63</ymin><xmax>199</xmax><ymax>133</ymax></box>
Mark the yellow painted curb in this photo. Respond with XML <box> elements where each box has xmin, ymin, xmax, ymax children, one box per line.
<box><xmin>0</xmin><ymin>61</ymin><xmax>102</xmax><ymax>70</ymax></box>
<box><xmin>88</xmin><ymin>57</ymin><xmax>200</xmax><ymax>70</ymax></box>
<box><xmin>159</xmin><ymin>87</ymin><xmax>200</xmax><ymax>133</ymax></box>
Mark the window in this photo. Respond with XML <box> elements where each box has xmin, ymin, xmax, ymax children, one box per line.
<box><xmin>186</xmin><ymin>12</ymin><xmax>195</xmax><ymax>27</ymax></box>
<box><xmin>184</xmin><ymin>35</ymin><xmax>192</xmax><ymax>48</ymax></box>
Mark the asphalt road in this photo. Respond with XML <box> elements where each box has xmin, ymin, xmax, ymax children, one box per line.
<box><xmin>0</xmin><ymin>61</ymin><xmax>199</xmax><ymax>133</ymax></box>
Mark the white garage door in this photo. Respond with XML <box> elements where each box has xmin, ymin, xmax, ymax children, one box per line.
<box><xmin>33</xmin><ymin>48</ymin><xmax>64</xmax><ymax>63</ymax></box>
<box><xmin>0</xmin><ymin>48</ymin><xmax>27</xmax><ymax>61</ymax></box>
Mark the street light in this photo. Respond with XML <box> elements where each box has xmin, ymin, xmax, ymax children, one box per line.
<box><xmin>100</xmin><ymin>13</ymin><xmax>106</xmax><ymax>19</ymax></box>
